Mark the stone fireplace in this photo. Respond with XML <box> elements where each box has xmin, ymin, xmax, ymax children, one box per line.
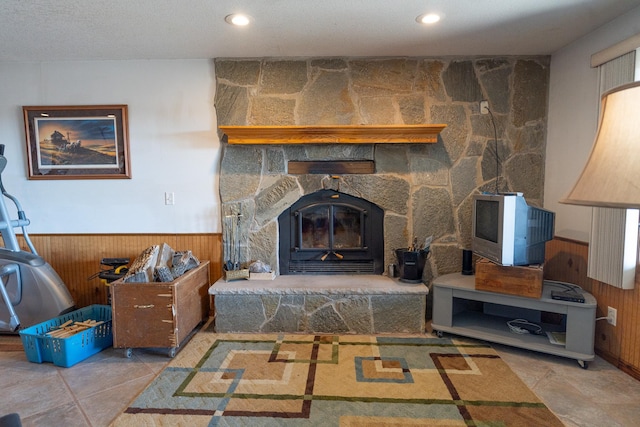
<box><xmin>210</xmin><ymin>56</ymin><xmax>550</xmax><ymax>334</ymax></box>
<box><xmin>219</xmin><ymin>146</ymin><xmax>423</xmax><ymax>278</ymax></box>
<box><xmin>215</xmin><ymin>56</ymin><xmax>550</xmax><ymax>281</ymax></box>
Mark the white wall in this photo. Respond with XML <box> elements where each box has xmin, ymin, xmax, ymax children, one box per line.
<box><xmin>4</xmin><ymin>7</ymin><xmax>640</xmax><ymax>239</ymax></box>
<box><xmin>0</xmin><ymin>59</ymin><xmax>221</xmax><ymax>233</ymax></box>
<box><xmin>546</xmin><ymin>6</ymin><xmax>640</xmax><ymax>241</ymax></box>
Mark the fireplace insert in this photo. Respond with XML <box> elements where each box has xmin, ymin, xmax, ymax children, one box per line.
<box><xmin>278</xmin><ymin>189</ymin><xmax>383</xmax><ymax>274</ymax></box>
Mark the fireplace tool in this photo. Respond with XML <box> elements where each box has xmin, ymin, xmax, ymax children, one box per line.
<box><xmin>223</xmin><ymin>210</ymin><xmax>248</xmax><ymax>281</ymax></box>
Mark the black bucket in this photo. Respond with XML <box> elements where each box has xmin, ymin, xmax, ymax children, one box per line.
<box><xmin>395</xmin><ymin>249</ymin><xmax>429</xmax><ymax>283</ymax></box>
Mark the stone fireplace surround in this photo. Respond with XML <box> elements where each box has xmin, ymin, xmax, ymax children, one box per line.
<box><xmin>209</xmin><ymin>56</ymin><xmax>549</xmax><ymax>333</ymax></box>
<box><xmin>210</xmin><ymin>171</ymin><xmax>430</xmax><ymax>334</ymax></box>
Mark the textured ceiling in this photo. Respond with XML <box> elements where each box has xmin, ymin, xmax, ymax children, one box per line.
<box><xmin>1</xmin><ymin>0</ymin><xmax>640</xmax><ymax>61</ymax></box>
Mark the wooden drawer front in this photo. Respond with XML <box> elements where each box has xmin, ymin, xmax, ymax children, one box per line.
<box><xmin>112</xmin><ymin>284</ymin><xmax>175</xmax><ymax>349</ymax></box>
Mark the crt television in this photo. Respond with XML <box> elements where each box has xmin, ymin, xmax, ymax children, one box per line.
<box><xmin>472</xmin><ymin>193</ymin><xmax>555</xmax><ymax>266</ymax></box>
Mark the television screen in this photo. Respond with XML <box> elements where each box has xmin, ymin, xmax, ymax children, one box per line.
<box><xmin>475</xmin><ymin>200</ymin><xmax>499</xmax><ymax>243</ymax></box>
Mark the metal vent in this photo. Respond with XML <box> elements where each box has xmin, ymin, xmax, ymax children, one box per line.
<box><xmin>288</xmin><ymin>260</ymin><xmax>375</xmax><ymax>274</ymax></box>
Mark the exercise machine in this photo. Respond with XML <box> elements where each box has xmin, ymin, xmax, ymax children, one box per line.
<box><xmin>0</xmin><ymin>145</ymin><xmax>75</xmax><ymax>332</ymax></box>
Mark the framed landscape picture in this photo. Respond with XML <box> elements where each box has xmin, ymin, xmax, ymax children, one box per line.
<box><xmin>23</xmin><ymin>105</ymin><xmax>131</xmax><ymax>179</ymax></box>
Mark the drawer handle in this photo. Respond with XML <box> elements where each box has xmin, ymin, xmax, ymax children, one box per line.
<box><xmin>134</xmin><ymin>304</ymin><xmax>155</xmax><ymax>309</ymax></box>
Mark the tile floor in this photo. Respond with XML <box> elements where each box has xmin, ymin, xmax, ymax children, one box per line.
<box><xmin>1</xmin><ymin>323</ymin><xmax>640</xmax><ymax>427</ymax></box>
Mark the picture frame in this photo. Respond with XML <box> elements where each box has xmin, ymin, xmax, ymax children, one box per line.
<box><xmin>22</xmin><ymin>105</ymin><xmax>131</xmax><ymax>179</ymax></box>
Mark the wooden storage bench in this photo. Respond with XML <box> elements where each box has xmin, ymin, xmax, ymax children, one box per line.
<box><xmin>111</xmin><ymin>261</ymin><xmax>210</xmax><ymax>357</ymax></box>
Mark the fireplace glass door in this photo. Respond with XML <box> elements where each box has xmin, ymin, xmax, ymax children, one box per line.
<box><xmin>279</xmin><ymin>190</ymin><xmax>383</xmax><ymax>274</ymax></box>
<box><xmin>299</xmin><ymin>204</ymin><xmax>364</xmax><ymax>251</ymax></box>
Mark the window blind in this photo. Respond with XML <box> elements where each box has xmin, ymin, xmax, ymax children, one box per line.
<box><xmin>588</xmin><ymin>49</ymin><xmax>639</xmax><ymax>289</ymax></box>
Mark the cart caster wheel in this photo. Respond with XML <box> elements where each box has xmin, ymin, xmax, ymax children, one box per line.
<box><xmin>578</xmin><ymin>360</ymin><xmax>589</xmax><ymax>369</ymax></box>
<box><xmin>435</xmin><ymin>330</ymin><xmax>444</xmax><ymax>338</ymax></box>
<box><xmin>124</xmin><ymin>348</ymin><xmax>133</xmax><ymax>358</ymax></box>
<box><xmin>168</xmin><ymin>347</ymin><xmax>176</xmax><ymax>358</ymax></box>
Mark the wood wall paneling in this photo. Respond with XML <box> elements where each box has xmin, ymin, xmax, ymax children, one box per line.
<box><xmin>545</xmin><ymin>237</ymin><xmax>640</xmax><ymax>380</ymax></box>
<box><xmin>17</xmin><ymin>234</ymin><xmax>222</xmax><ymax>309</ymax></box>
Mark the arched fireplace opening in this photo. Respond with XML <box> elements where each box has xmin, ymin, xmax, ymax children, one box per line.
<box><xmin>278</xmin><ymin>189</ymin><xmax>384</xmax><ymax>275</ymax></box>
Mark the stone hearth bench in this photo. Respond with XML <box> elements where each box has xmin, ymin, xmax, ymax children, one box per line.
<box><xmin>208</xmin><ymin>275</ymin><xmax>428</xmax><ymax>334</ymax></box>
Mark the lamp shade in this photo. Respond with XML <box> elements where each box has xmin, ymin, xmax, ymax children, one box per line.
<box><xmin>561</xmin><ymin>81</ymin><xmax>640</xmax><ymax>209</ymax></box>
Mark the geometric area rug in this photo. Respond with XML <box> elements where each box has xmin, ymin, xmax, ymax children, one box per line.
<box><xmin>111</xmin><ymin>329</ymin><xmax>564</xmax><ymax>426</ymax></box>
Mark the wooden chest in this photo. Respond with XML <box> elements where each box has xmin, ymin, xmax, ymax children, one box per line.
<box><xmin>111</xmin><ymin>261</ymin><xmax>210</xmax><ymax>356</ymax></box>
<box><xmin>474</xmin><ymin>258</ymin><xmax>543</xmax><ymax>299</ymax></box>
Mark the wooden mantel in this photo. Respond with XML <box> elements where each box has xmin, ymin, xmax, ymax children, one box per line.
<box><xmin>219</xmin><ymin>124</ymin><xmax>447</xmax><ymax>144</ymax></box>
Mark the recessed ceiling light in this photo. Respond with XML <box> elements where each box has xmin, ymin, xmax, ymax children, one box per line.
<box><xmin>225</xmin><ymin>14</ymin><xmax>252</xmax><ymax>26</ymax></box>
<box><xmin>416</xmin><ymin>13</ymin><xmax>441</xmax><ymax>25</ymax></box>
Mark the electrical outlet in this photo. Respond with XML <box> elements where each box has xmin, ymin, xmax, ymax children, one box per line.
<box><xmin>607</xmin><ymin>306</ymin><xmax>617</xmax><ymax>326</ymax></box>
<box><xmin>480</xmin><ymin>100</ymin><xmax>489</xmax><ymax>115</ymax></box>
<box><xmin>164</xmin><ymin>191</ymin><xmax>175</xmax><ymax>205</ymax></box>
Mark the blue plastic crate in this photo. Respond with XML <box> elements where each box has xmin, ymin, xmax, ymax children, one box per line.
<box><xmin>19</xmin><ymin>305</ymin><xmax>113</xmax><ymax>368</ymax></box>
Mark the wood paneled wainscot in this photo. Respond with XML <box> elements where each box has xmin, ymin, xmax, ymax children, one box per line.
<box><xmin>545</xmin><ymin>237</ymin><xmax>640</xmax><ymax>380</ymax></box>
<box><xmin>17</xmin><ymin>233</ymin><xmax>222</xmax><ymax>308</ymax></box>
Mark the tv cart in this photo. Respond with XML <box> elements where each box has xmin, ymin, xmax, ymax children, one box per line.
<box><xmin>431</xmin><ymin>273</ymin><xmax>596</xmax><ymax>369</ymax></box>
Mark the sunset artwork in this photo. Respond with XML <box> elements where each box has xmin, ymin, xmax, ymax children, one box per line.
<box><xmin>24</xmin><ymin>105</ymin><xmax>130</xmax><ymax>180</ymax></box>
<box><xmin>34</xmin><ymin>117</ymin><xmax>120</xmax><ymax>169</ymax></box>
